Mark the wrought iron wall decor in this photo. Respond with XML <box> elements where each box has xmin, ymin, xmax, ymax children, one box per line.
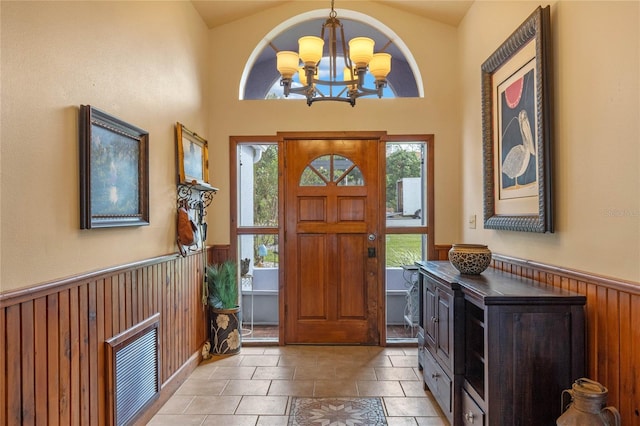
<box><xmin>175</xmin><ymin>121</ymin><xmax>218</xmax><ymax>258</ymax></box>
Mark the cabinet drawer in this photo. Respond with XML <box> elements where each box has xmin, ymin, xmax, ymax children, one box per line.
<box><xmin>461</xmin><ymin>388</ymin><xmax>485</xmax><ymax>426</ymax></box>
<box><xmin>423</xmin><ymin>350</ymin><xmax>452</xmax><ymax>414</ymax></box>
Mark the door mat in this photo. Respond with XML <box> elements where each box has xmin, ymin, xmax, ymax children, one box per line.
<box><xmin>288</xmin><ymin>397</ymin><xmax>387</xmax><ymax>426</ymax></box>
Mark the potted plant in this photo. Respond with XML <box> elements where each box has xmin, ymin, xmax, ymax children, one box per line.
<box><xmin>207</xmin><ymin>260</ymin><xmax>241</xmax><ymax>355</ymax></box>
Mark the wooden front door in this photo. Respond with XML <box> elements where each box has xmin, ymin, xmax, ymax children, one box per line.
<box><xmin>284</xmin><ymin>137</ymin><xmax>381</xmax><ymax>344</ymax></box>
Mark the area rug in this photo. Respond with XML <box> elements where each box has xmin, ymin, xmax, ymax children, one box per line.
<box><xmin>288</xmin><ymin>397</ymin><xmax>387</xmax><ymax>426</ymax></box>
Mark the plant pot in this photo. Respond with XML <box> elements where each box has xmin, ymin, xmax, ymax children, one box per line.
<box><xmin>209</xmin><ymin>306</ymin><xmax>242</xmax><ymax>355</ymax></box>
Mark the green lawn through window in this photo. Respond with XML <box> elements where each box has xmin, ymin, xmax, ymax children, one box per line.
<box><xmin>386</xmin><ymin>234</ymin><xmax>422</xmax><ymax>267</ymax></box>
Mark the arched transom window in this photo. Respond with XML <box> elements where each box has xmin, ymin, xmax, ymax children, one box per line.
<box><xmin>240</xmin><ymin>9</ymin><xmax>423</xmax><ymax>101</ymax></box>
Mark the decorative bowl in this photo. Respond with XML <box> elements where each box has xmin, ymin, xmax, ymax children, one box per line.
<box><xmin>448</xmin><ymin>244</ymin><xmax>492</xmax><ymax>274</ymax></box>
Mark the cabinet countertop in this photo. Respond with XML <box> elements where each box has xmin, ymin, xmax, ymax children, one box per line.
<box><xmin>417</xmin><ymin>260</ymin><xmax>586</xmax><ymax>306</ymax></box>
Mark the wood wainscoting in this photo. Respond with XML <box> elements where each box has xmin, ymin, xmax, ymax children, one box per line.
<box><xmin>434</xmin><ymin>244</ymin><xmax>452</xmax><ymax>261</ymax></box>
<box><xmin>1</xmin><ymin>245</ymin><xmax>637</xmax><ymax>424</ymax></box>
<box><xmin>0</xmin><ymin>245</ymin><xmax>231</xmax><ymax>426</ymax></box>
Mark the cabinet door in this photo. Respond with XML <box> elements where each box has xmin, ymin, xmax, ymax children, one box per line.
<box><xmin>423</xmin><ymin>280</ymin><xmax>437</xmax><ymax>351</ymax></box>
<box><xmin>486</xmin><ymin>306</ymin><xmax>583</xmax><ymax>425</ymax></box>
<box><xmin>435</xmin><ymin>287</ymin><xmax>453</xmax><ymax>371</ymax></box>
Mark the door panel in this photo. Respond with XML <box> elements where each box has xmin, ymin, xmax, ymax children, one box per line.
<box><xmin>436</xmin><ymin>289</ymin><xmax>452</xmax><ymax>367</ymax></box>
<box><xmin>298</xmin><ymin>234</ymin><xmax>327</xmax><ymax>319</ymax></box>
<box><xmin>284</xmin><ymin>138</ymin><xmax>380</xmax><ymax>344</ymax></box>
<box><xmin>424</xmin><ymin>279</ymin><xmax>437</xmax><ymax>351</ymax></box>
<box><xmin>298</xmin><ymin>197</ymin><xmax>325</xmax><ymax>222</ymax></box>
<box><xmin>337</xmin><ymin>234</ymin><xmax>366</xmax><ymax>319</ymax></box>
<box><xmin>338</xmin><ymin>197</ymin><xmax>366</xmax><ymax>221</ymax></box>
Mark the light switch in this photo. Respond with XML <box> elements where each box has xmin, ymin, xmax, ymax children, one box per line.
<box><xmin>469</xmin><ymin>214</ymin><xmax>476</xmax><ymax>229</ymax></box>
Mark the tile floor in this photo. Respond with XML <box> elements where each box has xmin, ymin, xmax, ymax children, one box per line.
<box><xmin>148</xmin><ymin>345</ymin><xmax>448</xmax><ymax>426</ymax></box>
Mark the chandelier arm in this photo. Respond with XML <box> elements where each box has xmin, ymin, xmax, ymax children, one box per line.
<box><xmin>355</xmin><ymin>80</ymin><xmax>386</xmax><ymax>99</ymax></box>
<box><xmin>354</xmin><ymin>85</ymin><xmax>385</xmax><ymax>98</ymax></box>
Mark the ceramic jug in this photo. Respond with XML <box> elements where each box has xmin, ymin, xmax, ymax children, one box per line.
<box><xmin>557</xmin><ymin>378</ymin><xmax>620</xmax><ymax>426</ymax></box>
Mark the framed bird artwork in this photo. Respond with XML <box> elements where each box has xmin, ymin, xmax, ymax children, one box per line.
<box><xmin>481</xmin><ymin>6</ymin><xmax>554</xmax><ymax>233</ymax></box>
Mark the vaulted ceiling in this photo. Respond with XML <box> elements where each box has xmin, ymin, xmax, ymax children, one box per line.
<box><xmin>191</xmin><ymin>1</ymin><xmax>474</xmax><ymax>29</ymax></box>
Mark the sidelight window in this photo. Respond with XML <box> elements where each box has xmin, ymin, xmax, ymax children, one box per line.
<box><xmin>385</xmin><ymin>139</ymin><xmax>433</xmax><ymax>343</ymax></box>
<box><xmin>234</xmin><ymin>141</ymin><xmax>280</xmax><ymax>342</ymax></box>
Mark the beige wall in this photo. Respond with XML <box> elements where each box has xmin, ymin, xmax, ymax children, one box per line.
<box><xmin>0</xmin><ymin>1</ymin><xmax>210</xmax><ymax>291</ymax></box>
<box><xmin>459</xmin><ymin>1</ymin><xmax>640</xmax><ymax>282</ymax></box>
<box><xmin>2</xmin><ymin>0</ymin><xmax>638</xmax><ymax>291</ymax></box>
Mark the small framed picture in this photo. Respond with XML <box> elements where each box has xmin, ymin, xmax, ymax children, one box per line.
<box><xmin>481</xmin><ymin>6</ymin><xmax>554</xmax><ymax>233</ymax></box>
<box><xmin>79</xmin><ymin>105</ymin><xmax>149</xmax><ymax>229</ymax></box>
<box><xmin>176</xmin><ymin>123</ymin><xmax>214</xmax><ymax>190</ymax></box>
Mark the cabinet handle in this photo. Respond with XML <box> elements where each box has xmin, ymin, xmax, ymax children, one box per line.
<box><xmin>431</xmin><ymin>372</ymin><xmax>439</xmax><ymax>379</ymax></box>
<box><xmin>433</xmin><ymin>317</ymin><xmax>439</xmax><ymax>323</ymax></box>
<box><xmin>464</xmin><ymin>412</ymin><xmax>475</xmax><ymax>424</ymax></box>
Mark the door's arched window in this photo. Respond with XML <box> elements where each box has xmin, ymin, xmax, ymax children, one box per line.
<box><xmin>300</xmin><ymin>154</ymin><xmax>364</xmax><ymax>186</ymax></box>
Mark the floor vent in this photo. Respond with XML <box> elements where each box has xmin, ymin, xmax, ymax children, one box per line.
<box><xmin>106</xmin><ymin>313</ymin><xmax>160</xmax><ymax>426</ymax></box>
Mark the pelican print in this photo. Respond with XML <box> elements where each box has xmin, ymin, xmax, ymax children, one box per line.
<box><xmin>502</xmin><ymin>109</ymin><xmax>535</xmax><ymax>187</ymax></box>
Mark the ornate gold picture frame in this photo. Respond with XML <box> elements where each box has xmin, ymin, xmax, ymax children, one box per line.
<box><xmin>176</xmin><ymin>122</ymin><xmax>214</xmax><ymax>190</ymax></box>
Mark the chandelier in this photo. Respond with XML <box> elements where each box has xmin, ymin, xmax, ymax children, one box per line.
<box><xmin>276</xmin><ymin>1</ymin><xmax>391</xmax><ymax>106</ymax></box>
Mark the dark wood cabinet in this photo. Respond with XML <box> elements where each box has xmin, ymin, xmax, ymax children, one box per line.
<box><xmin>417</xmin><ymin>261</ymin><xmax>586</xmax><ymax>426</ymax></box>
<box><xmin>419</xmin><ymin>267</ymin><xmax>464</xmax><ymax>422</ymax></box>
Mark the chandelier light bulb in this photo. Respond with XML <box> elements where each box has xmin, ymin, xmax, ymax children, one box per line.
<box><xmin>348</xmin><ymin>37</ymin><xmax>375</xmax><ymax>68</ymax></box>
<box><xmin>369</xmin><ymin>52</ymin><xmax>392</xmax><ymax>80</ymax></box>
<box><xmin>298</xmin><ymin>36</ymin><xmax>324</xmax><ymax>66</ymax></box>
<box><xmin>276</xmin><ymin>51</ymin><xmax>300</xmax><ymax>79</ymax></box>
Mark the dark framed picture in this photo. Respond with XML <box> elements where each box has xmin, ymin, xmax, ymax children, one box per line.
<box><xmin>79</xmin><ymin>105</ymin><xmax>149</xmax><ymax>229</ymax></box>
<box><xmin>175</xmin><ymin>122</ymin><xmax>214</xmax><ymax>190</ymax></box>
<box><xmin>481</xmin><ymin>6</ymin><xmax>553</xmax><ymax>233</ymax></box>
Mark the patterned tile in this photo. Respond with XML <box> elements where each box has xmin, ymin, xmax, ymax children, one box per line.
<box><xmin>288</xmin><ymin>397</ymin><xmax>387</xmax><ymax>426</ymax></box>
